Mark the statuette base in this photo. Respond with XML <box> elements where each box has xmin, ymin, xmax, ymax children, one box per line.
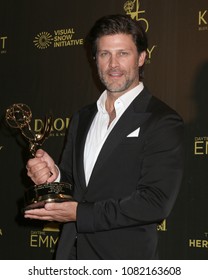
<box><xmin>24</xmin><ymin>182</ymin><xmax>73</xmax><ymax>210</ymax></box>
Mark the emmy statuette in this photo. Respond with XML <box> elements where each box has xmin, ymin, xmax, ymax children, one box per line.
<box><xmin>5</xmin><ymin>103</ymin><xmax>73</xmax><ymax>210</ymax></box>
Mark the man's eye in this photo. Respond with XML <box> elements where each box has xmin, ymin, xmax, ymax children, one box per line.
<box><xmin>119</xmin><ymin>51</ymin><xmax>128</xmax><ymax>56</ymax></box>
<box><xmin>99</xmin><ymin>52</ymin><xmax>109</xmax><ymax>57</ymax></box>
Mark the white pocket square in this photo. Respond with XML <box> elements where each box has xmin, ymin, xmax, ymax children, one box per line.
<box><xmin>127</xmin><ymin>127</ymin><xmax>140</xmax><ymax>137</ymax></box>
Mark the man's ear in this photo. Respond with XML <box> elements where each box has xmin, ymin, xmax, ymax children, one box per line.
<box><xmin>138</xmin><ymin>51</ymin><xmax>147</xmax><ymax>67</ymax></box>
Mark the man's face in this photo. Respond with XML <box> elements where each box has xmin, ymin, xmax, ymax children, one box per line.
<box><xmin>96</xmin><ymin>33</ymin><xmax>146</xmax><ymax>96</ymax></box>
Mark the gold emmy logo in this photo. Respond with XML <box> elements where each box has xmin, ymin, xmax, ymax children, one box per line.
<box><xmin>124</xmin><ymin>0</ymin><xmax>149</xmax><ymax>32</ymax></box>
<box><xmin>123</xmin><ymin>0</ymin><xmax>157</xmax><ymax>64</ymax></box>
<box><xmin>33</xmin><ymin>32</ymin><xmax>53</xmax><ymax>49</ymax></box>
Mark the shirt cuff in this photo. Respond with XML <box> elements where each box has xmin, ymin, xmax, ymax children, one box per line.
<box><xmin>76</xmin><ymin>202</ymin><xmax>95</xmax><ymax>233</ymax></box>
<box><xmin>54</xmin><ymin>165</ymin><xmax>61</xmax><ymax>182</ymax></box>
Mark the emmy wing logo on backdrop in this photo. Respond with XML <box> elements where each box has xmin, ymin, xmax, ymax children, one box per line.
<box><xmin>123</xmin><ymin>0</ymin><xmax>157</xmax><ymax>64</ymax></box>
<box><xmin>124</xmin><ymin>0</ymin><xmax>149</xmax><ymax>31</ymax></box>
<box><xmin>33</xmin><ymin>27</ymin><xmax>83</xmax><ymax>50</ymax></box>
<box><xmin>5</xmin><ymin>103</ymin><xmax>73</xmax><ymax>210</ymax></box>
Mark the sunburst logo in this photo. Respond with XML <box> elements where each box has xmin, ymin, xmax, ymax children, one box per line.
<box><xmin>33</xmin><ymin>32</ymin><xmax>53</xmax><ymax>49</ymax></box>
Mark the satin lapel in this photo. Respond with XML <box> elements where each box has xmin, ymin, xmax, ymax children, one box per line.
<box><xmin>88</xmin><ymin>88</ymin><xmax>152</xmax><ymax>184</ymax></box>
<box><xmin>75</xmin><ymin>103</ymin><xmax>97</xmax><ymax>189</ymax></box>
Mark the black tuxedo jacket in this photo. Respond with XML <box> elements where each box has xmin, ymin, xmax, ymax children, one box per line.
<box><xmin>55</xmin><ymin>86</ymin><xmax>184</xmax><ymax>260</ymax></box>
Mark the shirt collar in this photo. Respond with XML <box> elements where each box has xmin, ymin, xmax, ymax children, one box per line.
<box><xmin>97</xmin><ymin>82</ymin><xmax>144</xmax><ymax>113</ymax></box>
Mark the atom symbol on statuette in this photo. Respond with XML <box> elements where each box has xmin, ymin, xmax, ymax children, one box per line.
<box><xmin>5</xmin><ymin>103</ymin><xmax>32</xmax><ymax>129</ymax></box>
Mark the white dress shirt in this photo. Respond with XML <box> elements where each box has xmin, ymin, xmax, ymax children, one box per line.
<box><xmin>83</xmin><ymin>82</ymin><xmax>144</xmax><ymax>185</ymax></box>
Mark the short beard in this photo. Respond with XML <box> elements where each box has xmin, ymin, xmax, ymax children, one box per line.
<box><xmin>99</xmin><ymin>72</ymin><xmax>137</xmax><ymax>94</ymax></box>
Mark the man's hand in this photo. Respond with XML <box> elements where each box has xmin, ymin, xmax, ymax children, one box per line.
<box><xmin>24</xmin><ymin>201</ymin><xmax>78</xmax><ymax>222</ymax></box>
<box><xmin>26</xmin><ymin>149</ymin><xmax>58</xmax><ymax>185</ymax></box>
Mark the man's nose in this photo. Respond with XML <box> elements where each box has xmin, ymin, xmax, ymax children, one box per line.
<box><xmin>109</xmin><ymin>54</ymin><xmax>119</xmax><ymax>67</ymax></box>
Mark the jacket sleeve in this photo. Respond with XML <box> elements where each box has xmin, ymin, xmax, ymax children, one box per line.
<box><xmin>59</xmin><ymin>112</ymin><xmax>78</xmax><ymax>185</ymax></box>
<box><xmin>76</xmin><ymin>112</ymin><xmax>185</xmax><ymax>233</ymax></box>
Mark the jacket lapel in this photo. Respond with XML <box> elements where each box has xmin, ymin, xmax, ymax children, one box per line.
<box><xmin>88</xmin><ymin>87</ymin><xmax>152</xmax><ymax>185</ymax></box>
<box><xmin>75</xmin><ymin>103</ymin><xmax>97</xmax><ymax>189</ymax></box>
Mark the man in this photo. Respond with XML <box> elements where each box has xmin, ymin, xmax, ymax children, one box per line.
<box><xmin>25</xmin><ymin>14</ymin><xmax>184</xmax><ymax>259</ymax></box>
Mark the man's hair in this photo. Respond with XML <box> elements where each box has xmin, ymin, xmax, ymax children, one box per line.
<box><xmin>86</xmin><ymin>14</ymin><xmax>148</xmax><ymax>79</ymax></box>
